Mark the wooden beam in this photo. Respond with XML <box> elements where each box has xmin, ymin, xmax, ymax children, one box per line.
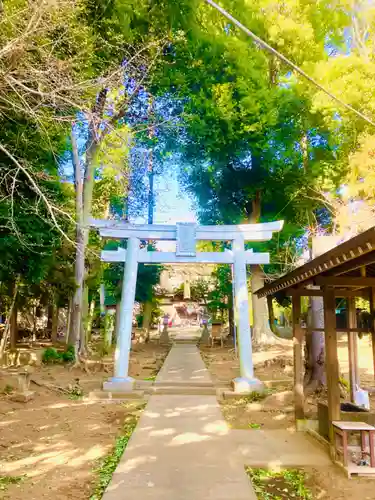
<box><xmin>323</xmin><ymin>286</ymin><xmax>341</xmax><ymax>450</ymax></box>
<box><xmin>292</xmin><ymin>294</ymin><xmax>305</xmax><ymax>422</ymax></box>
<box><xmin>370</xmin><ymin>288</ymin><xmax>375</xmax><ymax>383</ymax></box>
<box><xmin>332</xmin><ymin>252</ymin><xmax>375</xmax><ymax>276</ymax></box>
<box><xmin>302</xmin><ymin>327</ymin><xmax>372</xmax><ymax>333</ymax></box>
<box><xmin>289</xmin><ymin>288</ymin><xmax>370</xmax><ymax>298</ymax></box>
<box><xmin>315</xmin><ymin>276</ymin><xmax>375</xmax><ymax>287</ymax></box>
<box><xmin>347</xmin><ymin>297</ymin><xmax>359</xmax><ymax>403</ymax></box>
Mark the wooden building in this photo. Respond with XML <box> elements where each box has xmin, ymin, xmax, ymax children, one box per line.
<box><xmin>256</xmin><ymin>226</ymin><xmax>375</xmax><ymax>448</ymax></box>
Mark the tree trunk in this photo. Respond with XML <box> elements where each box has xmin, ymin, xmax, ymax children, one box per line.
<box><xmin>10</xmin><ymin>305</ymin><xmax>18</xmax><ymax>349</ymax></box>
<box><xmin>0</xmin><ymin>279</ymin><xmax>19</xmax><ymax>358</ymax></box>
<box><xmin>267</xmin><ymin>295</ymin><xmax>276</xmax><ymax>334</ymax></box>
<box><xmin>80</xmin><ymin>286</ymin><xmax>89</xmax><ymax>355</ymax></box>
<box><xmin>51</xmin><ymin>306</ymin><xmax>59</xmax><ymax>344</ymax></box>
<box><xmin>104</xmin><ymin>311</ymin><xmax>115</xmax><ymax>350</ymax></box>
<box><xmin>47</xmin><ymin>304</ymin><xmax>53</xmax><ymax>336</ymax></box>
<box><xmin>69</xmin><ymin>89</ymin><xmax>108</xmax><ymax>356</ymax></box>
<box><xmin>304</xmin><ymin>294</ymin><xmax>326</xmax><ymax>393</ymax></box>
<box><xmin>68</xmin><ymin>129</ymin><xmax>84</xmax><ymax>354</ymax></box>
<box><xmin>86</xmin><ymin>298</ymin><xmax>95</xmax><ymax>342</ymax></box>
<box><xmin>228</xmin><ymin>293</ymin><xmax>235</xmax><ymax>337</ymax></box>
<box><xmin>249</xmin><ymin>192</ymin><xmax>279</xmax><ymax>344</ymax></box>
<box><xmin>115</xmin><ymin>301</ymin><xmax>121</xmax><ymax>342</ymax></box>
<box><xmin>142</xmin><ymin>301</ymin><xmax>153</xmax><ymax>342</ymax></box>
<box><xmin>66</xmin><ymin>297</ymin><xmax>72</xmax><ymax>344</ymax></box>
<box><xmin>304</xmin><ymin>236</ymin><xmax>341</xmax><ymax>392</ymax></box>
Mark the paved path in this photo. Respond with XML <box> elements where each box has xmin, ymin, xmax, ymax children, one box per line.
<box><xmin>103</xmin><ymin>340</ymin><xmax>257</xmax><ymax>500</ymax></box>
<box><xmin>103</xmin><ymin>332</ymin><xmax>330</xmax><ymax>499</ymax></box>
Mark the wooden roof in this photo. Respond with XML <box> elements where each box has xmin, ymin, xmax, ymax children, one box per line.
<box><xmin>256</xmin><ymin>226</ymin><xmax>375</xmax><ymax>298</ymax></box>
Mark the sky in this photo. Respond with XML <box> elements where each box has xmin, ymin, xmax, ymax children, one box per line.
<box><xmin>137</xmin><ymin>169</ymin><xmax>197</xmax><ymax>225</ymax></box>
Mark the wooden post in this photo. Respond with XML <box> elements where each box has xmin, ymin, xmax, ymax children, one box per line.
<box><xmin>370</xmin><ymin>288</ymin><xmax>375</xmax><ymax>382</ymax></box>
<box><xmin>323</xmin><ymin>287</ymin><xmax>341</xmax><ymax>449</ymax></box>
<box><xmin>292</xmin><ymin>294</ymin><xmax>305</xmax><ymax>422</ymax></box>
<box><xmin>347</xmin><ymin>297</ymin><xmax>358</xmax><ymax>402</ymax></box>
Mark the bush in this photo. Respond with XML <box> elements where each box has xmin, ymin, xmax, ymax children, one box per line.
<box><xmin>61</xmin><ymin>345</ymin><xmax>75</xmax><ymax>363</ymax></box>
<box><xmin>42</xmin><ymin>347</ymin><xmax>61</xmax><ymax>364</ymax></box>
<box><xmin>42</xmin><ymin>345</ymin><xmax>75</xmax><ymax>364</ymax></box>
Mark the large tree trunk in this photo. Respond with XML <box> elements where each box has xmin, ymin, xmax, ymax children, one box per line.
<box><xmin>267</xmin><ymin>295</ymin><xmax>276</xmax><ymax>334</ymax></box>
<box><xmin>69</xmin><ymin>89</ymin><xmax>108</xmax><ymax>356</ymax></box>
<box><xmin>304</xmin><ymin>235</ymin><xmax>342</xmax><ymax>392</ymax></box>
<box><xmin>249</xmin><ymin>192</ymin><xmax>279</xmax><ymax>344</ymax></box>
<box><xmin>142</xmin><ymin>301</ymin><xmax>153</xmax><ymax>342</ymax></box>
<box><xmin>10</xmin><ymin>305</ymin><xmax>18</xmax><ymax>349</ymax></box>
<box><xmin>86</xmin><ymin>298</ymin><xmax>95</xmax><ymax>342</ymax></box>
<box><xmin>304</xmin><ymin>295</ymin><xmax>326</xmax><ymax>393</ymax></box>
<box><xmin>47</xmin><ymin>305</ymin><xmax>53</xmax><ymax>335</ymax></box>
<box><xmin>68</xmin><ymin>129</ymin><xmax>84</xmax><ymax>355</ymax></box>
<box><xmin>51</xmin><ymin>305</ymin><xmax>59</xmax><ymax>344</ymax></box>
<box><xmin>0</xmin><ymin>279</ymin><xmax>19</xmax><ymax>358</ymax></box>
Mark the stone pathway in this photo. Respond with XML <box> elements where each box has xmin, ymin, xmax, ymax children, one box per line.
<box><xmin>103</xmin><ymin>330</ymin><xmax>331</xmax><ymax>499</ymax></box>
<box><xmin>103</xmin><ymin>335</ymin><xmax>257</xmax><ymax>500</ymax></box>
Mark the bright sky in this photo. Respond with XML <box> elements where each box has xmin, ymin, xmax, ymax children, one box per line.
<box><xmin>139</xmin><ymin>169</ymin><xmax>197</xmax><ymax>225</ymax></box>
<box><xmin>151</xmin><ymin>170</ymin><xmax>197</xmax><ymax>251</ymax></box>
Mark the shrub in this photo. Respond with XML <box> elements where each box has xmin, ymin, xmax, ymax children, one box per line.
<box><xmin>42</xmin><ymin>347</ymin><xmax>61</xmax><ymax>364</ymax></box>
<box><xmin>42</xmin><ymin>345</ymin><xmax>75</xmax><ymax>364</ymax></box>
<box><xmin>61</xmin><ymin>345</ymin><xmax>75</xmax><ymax>363</ymax></box>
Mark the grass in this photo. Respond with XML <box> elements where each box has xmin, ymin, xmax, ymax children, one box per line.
<box><xmin>233</xmin><ymin>389</ymin><xmax>275</xmax><ymax>406</ymax></box>
<box><xmin>0</xmin><ymin>475</ymin><xmax>24</xmax><ymax>491</ymax></box>
<box><xmin>1</xmin><ymin>384</ymin><xmax>14</xmax><ymax>395</ymax></box>
<box><xmin>90</xmin><ymin>403</ymin><xmax>146</xmax><ymax>500</ymax></box>
<box><xmin>248</xmin><ymin>422</ymin><xmax>262</xmax><ymax>429</ymax></box>
<box><xmin>246</xmin><ymin>468</ymin><xmax>312</xmax><ymax>500</ymax></box>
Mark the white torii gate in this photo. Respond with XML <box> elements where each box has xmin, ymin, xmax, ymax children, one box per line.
<box><xmin>92</xmin><ymin>219</ymin><xmax>283</xmax><ymax>392</ymax></box>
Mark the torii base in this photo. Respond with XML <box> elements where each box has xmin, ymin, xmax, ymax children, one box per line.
<box><xmin>232</xmin><ymin>376</ymin><xmax>264</xmax><ymax>394</ymax></box>
<box><xmin>103</xmin><ymin>376</ymin><xmax>135</xmax><ymax>392</ymax></box>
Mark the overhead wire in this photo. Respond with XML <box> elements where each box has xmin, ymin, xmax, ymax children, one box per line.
<box><xmin>205</xmin><ymin>0</ymin><xmax>375</xmax><ymax>128</ymax></box>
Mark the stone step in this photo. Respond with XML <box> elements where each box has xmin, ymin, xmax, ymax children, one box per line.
<box><xmin>173</xmin><ymin>339</ymin><xmax>199</xmax><ymax>345</ymax></box>
<box><xmin>148</xmin><ymin>385</ymin><xmax>218</xmax><ymax>396</ymax></box>
<box><xmin>153</xmin><ymin>380</ymin><xmax>214</xmax><ymax>388</ymax></box>
<box><xmin>87</xmin><ymin>390</ymin><xmax>146</xmax><ymax>401</ymax></box>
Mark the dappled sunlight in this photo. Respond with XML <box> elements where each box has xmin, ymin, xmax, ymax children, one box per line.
<box><xmin>69</xmin><ymin>445</ymin><xmax>106</xmax><ymax>466</ymax></box>
<box><xmin>148</xmin><ymin>428</ymin><xmax>175</xmax><ymax>437</ymax></box>
<box><xmin>167</xmin><ymin>432</ymin><xmax>212</xmax><ymax>446</ymax></box>
<box><xmin>117</xmin><ymin>455</ymin><xmax>157</xmax><ymax>474</ymax></box>
<box><xmin>273</xmin><ymin>413</ymin><xmax>287</xmax><ymax>421</ymax></box>
<box><xmin>144</xmin><ymin>411</ymin><xmax>161</xmax><ymax>419</ymax></box>
<box><xmin>202</xmin><ymin>420</ymin><xmax>229</xmax><ymax>435</ymax></box>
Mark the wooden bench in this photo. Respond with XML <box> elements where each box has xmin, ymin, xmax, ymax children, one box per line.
<box><xmin>333</xmin><ymin>421</ymin><xmax>375</xmax><ymax>471</ymax></box>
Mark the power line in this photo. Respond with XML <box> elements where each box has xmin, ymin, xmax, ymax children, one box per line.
<box><xmin>205</xmin><ymin>0</ymin><xmax>375</xmax><ymax>128</ymax></box>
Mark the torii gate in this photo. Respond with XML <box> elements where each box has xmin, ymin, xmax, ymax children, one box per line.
<box><xmin>92</xmin><ymin>219</ymin><xmax>283</xmax><ymax>392</ymax></box>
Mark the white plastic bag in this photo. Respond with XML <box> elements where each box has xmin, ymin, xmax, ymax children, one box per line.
<box><xmin>354</xmin><ymin>385</ymin><xmax>370</xmax><ymax>410</ymax></box>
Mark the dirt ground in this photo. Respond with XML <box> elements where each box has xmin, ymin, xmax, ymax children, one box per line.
<box><xmin>201</xmin><ymin>336</ymin><xmax>375</xmax><ymax>499</ymax></box>
<box><xmin>0</xmin><ymin>341</ymin><xmax>170</xmax><ymax>500</ymax></box>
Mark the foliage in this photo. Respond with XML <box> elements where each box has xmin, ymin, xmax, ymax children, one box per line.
<box><xmin>1</xmin><ymin>384</ymin><xmax>14</xmax><ymax>395</ymax></box>
<box><xmin>42</xmin><ymin>345</ymin><xmax>75</xmax><ymax>364</ymax></box>
<box><xmin>90</xmin><ymin>405</ymin><xmax>145</xmax><ymax>500</ymax></box>
<box><xmin>42</xmin><ymin>347</ymin><xmax>62</xmax><ymax>364</ymax></box>
<box><xmin>248</xmin><ymin>422</ymin><xmax>262</xmax><ymax>429</ymax></box>
<box><xmin>246</xmin><ymin>468</ymin><xmax>312</xmax><ymax>500</ymax></box>
<box><xmin>67</xmin><ymin>379</ymin><xmax>84</xmax><ymax>399</ymax></box>
<box><xmin>61</xmin><ymin>345</ymin><xmax>76</xmax><ymax>363</ymax></box>
<box><xmin>0</xmin><ymin>475</ymin><xmax>24</xmax><ymax>492</ymax></box>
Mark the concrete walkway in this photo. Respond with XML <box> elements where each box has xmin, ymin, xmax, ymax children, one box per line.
<box><xmin>103</xmin><ymin>331</ymin><xmax>330</xmax><ymax>499</ymax></box>
<box><xmin>103</xmin><ymin>339</ymin><xmax>257</xmax><ymax>500</ymax></box>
